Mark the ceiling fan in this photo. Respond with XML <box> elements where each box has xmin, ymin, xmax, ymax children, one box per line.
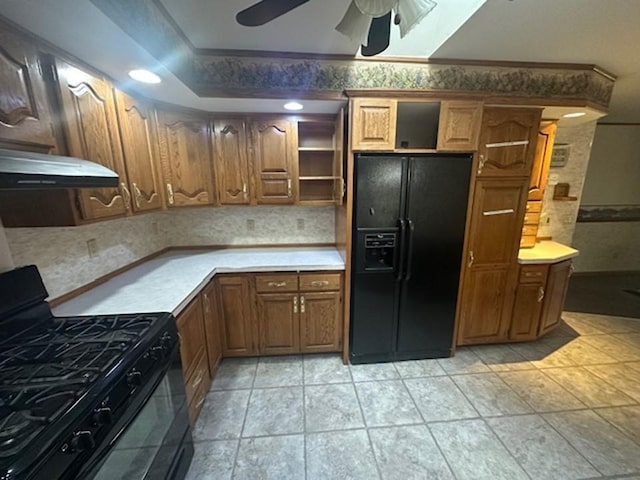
<box><xmin>236</xmin><ymin>0</ymin><xmax>437</xmax><ymax>56</ymax></box>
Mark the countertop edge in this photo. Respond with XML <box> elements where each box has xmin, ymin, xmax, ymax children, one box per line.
<box><xmin>517</xmin><ymin>250</ymin><xmax>580</xmax><ymax>265</ymax></box>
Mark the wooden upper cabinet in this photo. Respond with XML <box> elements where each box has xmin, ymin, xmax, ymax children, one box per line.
<box><xmin>156</xmin><ymin>110</ymin><xmax>215</xmax><ymax>208</ymax></box>
<box><xmin>0</xmin><ymin>29</ymin><xmax>57</xmax><ymax>152</ymax></box>
<box><xmin>257</xmin><ymin>293</ymin><xmax>300</xmax><ymax>355</ymax></box>
<box><xmin>437</xmin><ymin>101</ymin><xmax>483</xmax><ymax>151</ymax></box>
<box><xmin>539</xmin><ymin>260</ymin><xmax>573</xmax><ymax>336</ymax></box>
<box><xmin>51</xmin><ymin>59</ymin><xmax>129</xmax><ymax>220</ymax></box>
<box><xmin>217</xmin><ymin>276</ymin><xmax>256</xmax><ymax>356</ymax></box>
<box><xmin>477</xmin><ymin>107</ymin><xmax>542</xmax><ymax>177</ymax></box>
<box><xmin>529</xmin><ymin>122</ymin><xmax>558</xmax><ymax>201</ymax></box>
<box><xmin>351</xmin><ymin>98</ymin><xmax>397</xmax><ymax>151</ymax></box>
<box><xmin>213</xmin><ymin>119</ymin><xmax>250</xmax><ymax>205</ymax></box>
<box><xmin>113</xmin><ymin>90</ymin><xmax>163</xmax><ymax>212</ymax></box>
<box><xmin>467</xmin><ymin>178</ymin><xmax>529</xmax><ymax>266</ymax></box>
<box><xmin>250</xmin><ymin>118</ymin><xmax>297</xmax><ymax>204</ymax></box>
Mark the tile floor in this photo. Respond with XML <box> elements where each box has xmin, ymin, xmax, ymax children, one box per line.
<box><xmin>186</xmin><ymin>311</ymin><xmax>640</xmax><ymax>480</ymax></box>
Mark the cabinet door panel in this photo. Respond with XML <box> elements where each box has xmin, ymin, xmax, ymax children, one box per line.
<box><xmin>478</xmin><ymin>108</ymin><xmax>541</xmax><ymax>177</ymax></box>
<box><xmin>510</xmin><ymin>282</ymin><xmax>545</xmax><ymax>341</ymax></box>
<box><xmin>54</xmin><ymin>60</ymin><xmax>128</xmax><ymax>219</ymax></box>
<box><xmin>202</xmin><ymin>281</ymin><xmax>223</xmax><ymax>376</ymax></box>
<box><xmin>458</xmin><ymin>266</ymin><xmax>513</xmax><ymax>345</ymax></box>
<box><xmin>217</xmin><ymin>276</ymin><xmax>256</xmax><ymax>356</ymax></box>
<box><xmin>437</xmin><ymin>101</ymin><xmax>483</xmax><ymax>151</ymax></box>
<box><xmin>300</xmin><ymin>292</ymin><xmax>341</xmax><ymax>353</ymax></box>
<box><xmin>0</xmin><ymin>30</ymin><xmax>57</xmax><ymax>151</ymax></box>
<box><xmin>214</xmin><ymin>119</ymin><xmax>250</xmax><ymax>204</ymax></box>
<box><xmin>257</xmin><ymin>293</ymin><xmax>299</xmax><ymax>355</ymax></box>
<box><xmin>351</xmin><ymin>98</ymin><xmax>397</xmax><ymax>151</ymax></box>
<box><xmin>176</xmin><ymin>296</ymin><xmax>207</xmax><ymax>381</ymax></box>
<box><xmin>467</xmin><ymin>178</ymin><xmax>529</xmax><ymax>266</ymax></box>
<box><xmin>114</xmin><ymin>90</ymin><xmax>162</xmax><ymax>212</ymax></box>
<box><xmin>529</xmin><ymin>122</ymin><xmax>557</xmax><ymax>201</ymax></box>
<box><xmin>251</xmin><ymin>119</ymin><xmax>296</xmax><ymax>204</ymax></box>
<box><xmin>157</xmin><ymin>110</ymin><xmax>215</xmax><ymax>207</ymax></box>
<box><xmin>539</xmin><ymin>260</ymin><xmax>572</xmax><ymax>336</ymax></box>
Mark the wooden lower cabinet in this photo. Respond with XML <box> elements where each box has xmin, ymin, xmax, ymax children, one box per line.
<box><xmin>202</xmin><ymin>281</ymin><xmax>223</xmax><ymax>376</ymax></box>
<box><xmin>539</xmin><ymin>260</ymin><xmax>573</xmax><ymax>336</ymax></box>
<box><xmin>216</xmin><ymin>275</ymin><xmax>257</xmax><ymax>356</ymax></box>
<box><xmin>257</xmin><ymin>293</ymin><xmax>300</xmax><ymax>354</ymax></box>
<box><xmin>458</xmin><ymin>266</ymin><xmax>514</xmax><ymax>345</ymax></box>
<box><xmin>510</xmin><ymin>265</ymin><xmax>548</xmax><ymax>341</ymax></box>
<box><xmin>175</xmin><ymin>296</ymin><xmax>211</xmax><ymax>425</ymax></box>
<box><xmin>300</xmin><ymin>291</ymin><xmax>342</xmax><ymax>353</ymax></box>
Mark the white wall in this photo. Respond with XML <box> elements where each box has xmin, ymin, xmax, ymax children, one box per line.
<box><xmin>4</xmin><ymin>206</ymin><xmax>335</xmax><ymax>299</ymax></box>
<box><xmin>580</xmin><ymin>125</ymin><xmax>640</xmax><ymax>205</ymax></box>
<box><xmin>571</xmin><ymin>124</ymin><xmax>640</xmax><ymax>272</ymax></box>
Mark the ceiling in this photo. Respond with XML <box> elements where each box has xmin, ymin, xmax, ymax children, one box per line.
<box><xmin>0</xmin><ymin>0</ymin><xmax>637</xmax><ymax>121</ymax></box>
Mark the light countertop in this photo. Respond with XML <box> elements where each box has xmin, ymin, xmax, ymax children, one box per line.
<box><xmin>518</xmin><ymin>241</ymin><xmax>579</xmax><ymax>265</ymax></box>
<box><xmin>53</xmin><ymin>247</ymin><xmax>345</xmax><ymax>317</ymax></box>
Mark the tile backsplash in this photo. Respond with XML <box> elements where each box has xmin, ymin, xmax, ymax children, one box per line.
<box><xmin>4</xmin><ymin>206</ymin><xmax>335</xmax><ymax>299</ymax></box>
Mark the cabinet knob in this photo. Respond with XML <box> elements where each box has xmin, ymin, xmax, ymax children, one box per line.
<box><xmin>267</xmin><ymin>281</ymin><xmax>287</xmax><ymax>288</ymax></box>
<box><xmin>287</xmin><ymin>178</ymin><xmax>292</xmax><ymax>197</ymax></box>
<box><xmin>293</xmin><ymin>296</ymin><xmax>298</xmax><ymax>313</ymax></box>
<box><xmin>242</xmin><ymin>182</ymin><xmax>248</xmax><ymax>200</ymax></box>
<box><xmin>311</xmin><ymin>280</ymin><xmax>329</xmax><ymax>287</ymax></box>
<box><xmin>300</xmin><ymin>295</ymin><xmax>305</xmax><ymax>313</ymax></box>
<box><xmin>468</xmin><ymin>250</ymin><xmax>475</xmax><ymax>268</ymax></box>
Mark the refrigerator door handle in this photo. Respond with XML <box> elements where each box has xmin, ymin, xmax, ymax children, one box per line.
<box><xmin>404</xmin><ymin>218</ymin><xmax>415</xmax><ymax>281</ymax></box>
<box><xmin>397</xmin><ymin>218</ymin><xmax>407</xmax><ymax>280</ymax></box>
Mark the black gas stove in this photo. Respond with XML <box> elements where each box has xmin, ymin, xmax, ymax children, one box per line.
<box><xmin>0</xmin><ymin>266</ymin><xmax>193</xmax><ymax>480</ymax></box>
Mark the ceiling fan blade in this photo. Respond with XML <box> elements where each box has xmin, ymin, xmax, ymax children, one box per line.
<box><xmin>361</xmin><ymin>11</ymin><xmax>391</xmax><ymax>56</ymax></box>
<box><xmin>236</xmin><ymin>0</ymin><xmax>311</xmax><ymax>26</ymax></box>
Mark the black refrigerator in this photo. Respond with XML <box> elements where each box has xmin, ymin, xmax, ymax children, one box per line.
<box><xmin>350</xmin><ymin>154</ymin><xmax>472</xmax><ymax>364</ymax></box>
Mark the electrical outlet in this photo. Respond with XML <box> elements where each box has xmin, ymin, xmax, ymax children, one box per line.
<box><xmin>246</xmin><ymin>219</ymin><xmax>255</xmax><ymax>231</ymax></box>
<box><xmin>152</xmin><ymin>222</ymin><xmax>159</xmax><ymax>235</ymax></box>
<box><xmin>87</xmin><ymin>238</ymin><xmax>98</xmax><ymax>258</ymax></box>
<box><xmin>297</xmin><ymin>218</ymin><xmax>305</xmax><ymax>230</ymax></box>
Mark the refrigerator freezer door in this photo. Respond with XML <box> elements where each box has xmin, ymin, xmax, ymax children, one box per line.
<box><xmin>396</xmin><ymin>155</ymin><xmax>472</xmax><ymax>357</ymax></box>
<box><xmin>354</xmin><ymin>155</ymin><xmax>405</xmax><ymax>229</ymax></box>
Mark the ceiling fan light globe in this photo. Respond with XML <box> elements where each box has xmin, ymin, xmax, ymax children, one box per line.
<box><xmin>354</xmin><ymin>0</ymin><xmax>397</xmax><ymax>16</ymax></box>
<box><xmin>397</xmin><ymin>0</ymin><xmax>437</xmax><ymax>38</ymax></box>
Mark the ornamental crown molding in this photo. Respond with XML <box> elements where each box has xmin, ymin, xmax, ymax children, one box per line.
<box><xmin>90</xmin><ymin>0</ymin><xmax>615</xmax><ymax>109</ymax></box>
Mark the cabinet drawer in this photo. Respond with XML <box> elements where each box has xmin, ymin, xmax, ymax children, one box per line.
<box><xmin>525</xmin><ymin>201</ymin><xmax>542</xmax><ymax>214</ymax></box>
<box><xmin>519</xmin><ymin>265</ymin><xmax>548</xmax><ymax>284</ymax></box>
<box><xmin>255</xmin><ymin>274</ymin><xmax>298</xmax><ymax>293</ymax></box>
<box><xmin>187</xmin><ymin>354</ymin><xmax>210</xmax><ymax>425</ymax></box>
<box><xmin>299</xmin><ymin>273</ymin><xmax>342</xmax><ymax>291</ymax></box>
<box><xmin>185</xmin><ymin>348</ymin><xmax>210</xmax><ymax>406</ymax></box>
<box><xmin>523</xmin><ymin>211</ymin><xmax>540</xmax><ymax>225</ymax></box>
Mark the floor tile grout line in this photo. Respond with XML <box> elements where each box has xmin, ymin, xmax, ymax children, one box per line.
<box><xmin>229</xmin><ymin>358</ymin><xmax>259</xmax><ymax>479</ymax></box>
<box><xmin>400</xmin><ymin>376</ymin><xmax>461</xmax><ymax>480</ymax></box>
<box><xmin>535</xmin><ymin>410</ymin><xmax>609</xmax><ymax>477</ymax></box>
<box><xmin>302</xmin><ymin>357</ymin><xmax>307</xmax><ymax>480</ymax></box>
<box><xmin>590</xmin><ymin>406</ymin><xmax>640</xmax><ymax>449</ymax></box>
<box><xmin>477</xmin><ymin>416</ymin><xmax>535</xmax><ymax>480</ymax></box>
<box><xmin>351</xmin><ymin>376</ymin><xmax>383</xmax><ymax>480</ymax></box>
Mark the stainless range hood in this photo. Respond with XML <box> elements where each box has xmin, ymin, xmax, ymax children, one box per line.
<box><xmin>0</xmin><ymin>148</ymin><xmax>119</xmax><ymax>190</ymax></box>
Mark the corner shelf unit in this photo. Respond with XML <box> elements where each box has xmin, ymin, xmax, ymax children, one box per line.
<box><xmin>297</xmin><ymin>117</ymin><xmax>343</xmax><ymax>206</ymax></box>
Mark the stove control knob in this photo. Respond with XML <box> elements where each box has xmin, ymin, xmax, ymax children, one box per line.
<box><xmin>71</xmin><ymin>431</ymin><xmax>95</xmax><ymax>452</ymax></box>
<box><xmin>150</xmin><ymin>345</ymin><xmax>165</xmax><ymax>360</ymax></box>
<box><xmin>93</xmin><ymin>407</ymin><xmax>113</xmax><ymax>426</ymax></box>
<box><xmin>160</xmin><ymin>333</ymin><xmax>173</xmax><ymax>351</ymax></box>
<box><xmin>127</xmin><ymin>369</ymin><xmax>142</xmax><ymax>387</ymax></box>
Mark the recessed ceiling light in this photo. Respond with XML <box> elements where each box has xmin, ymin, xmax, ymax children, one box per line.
<box><xmin>562</xmin><ymin>112</ymin><xmax>586</xmax><ymax>118</ymax></box>
<box><xmin>128</xmin><ymin>69</ymin><xmax>161</xmax><ymax>84</ymax></box>
<box><xmin>284</xmin><ymin>101</ymin><xmax>303</xmax><ymax>111</ymax></box>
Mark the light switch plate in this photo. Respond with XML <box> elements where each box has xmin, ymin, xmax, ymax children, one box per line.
<box><xmin>548</xmin><ymin>173</ymin><xmax>560</xmax><ymax>186</ymax></box>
